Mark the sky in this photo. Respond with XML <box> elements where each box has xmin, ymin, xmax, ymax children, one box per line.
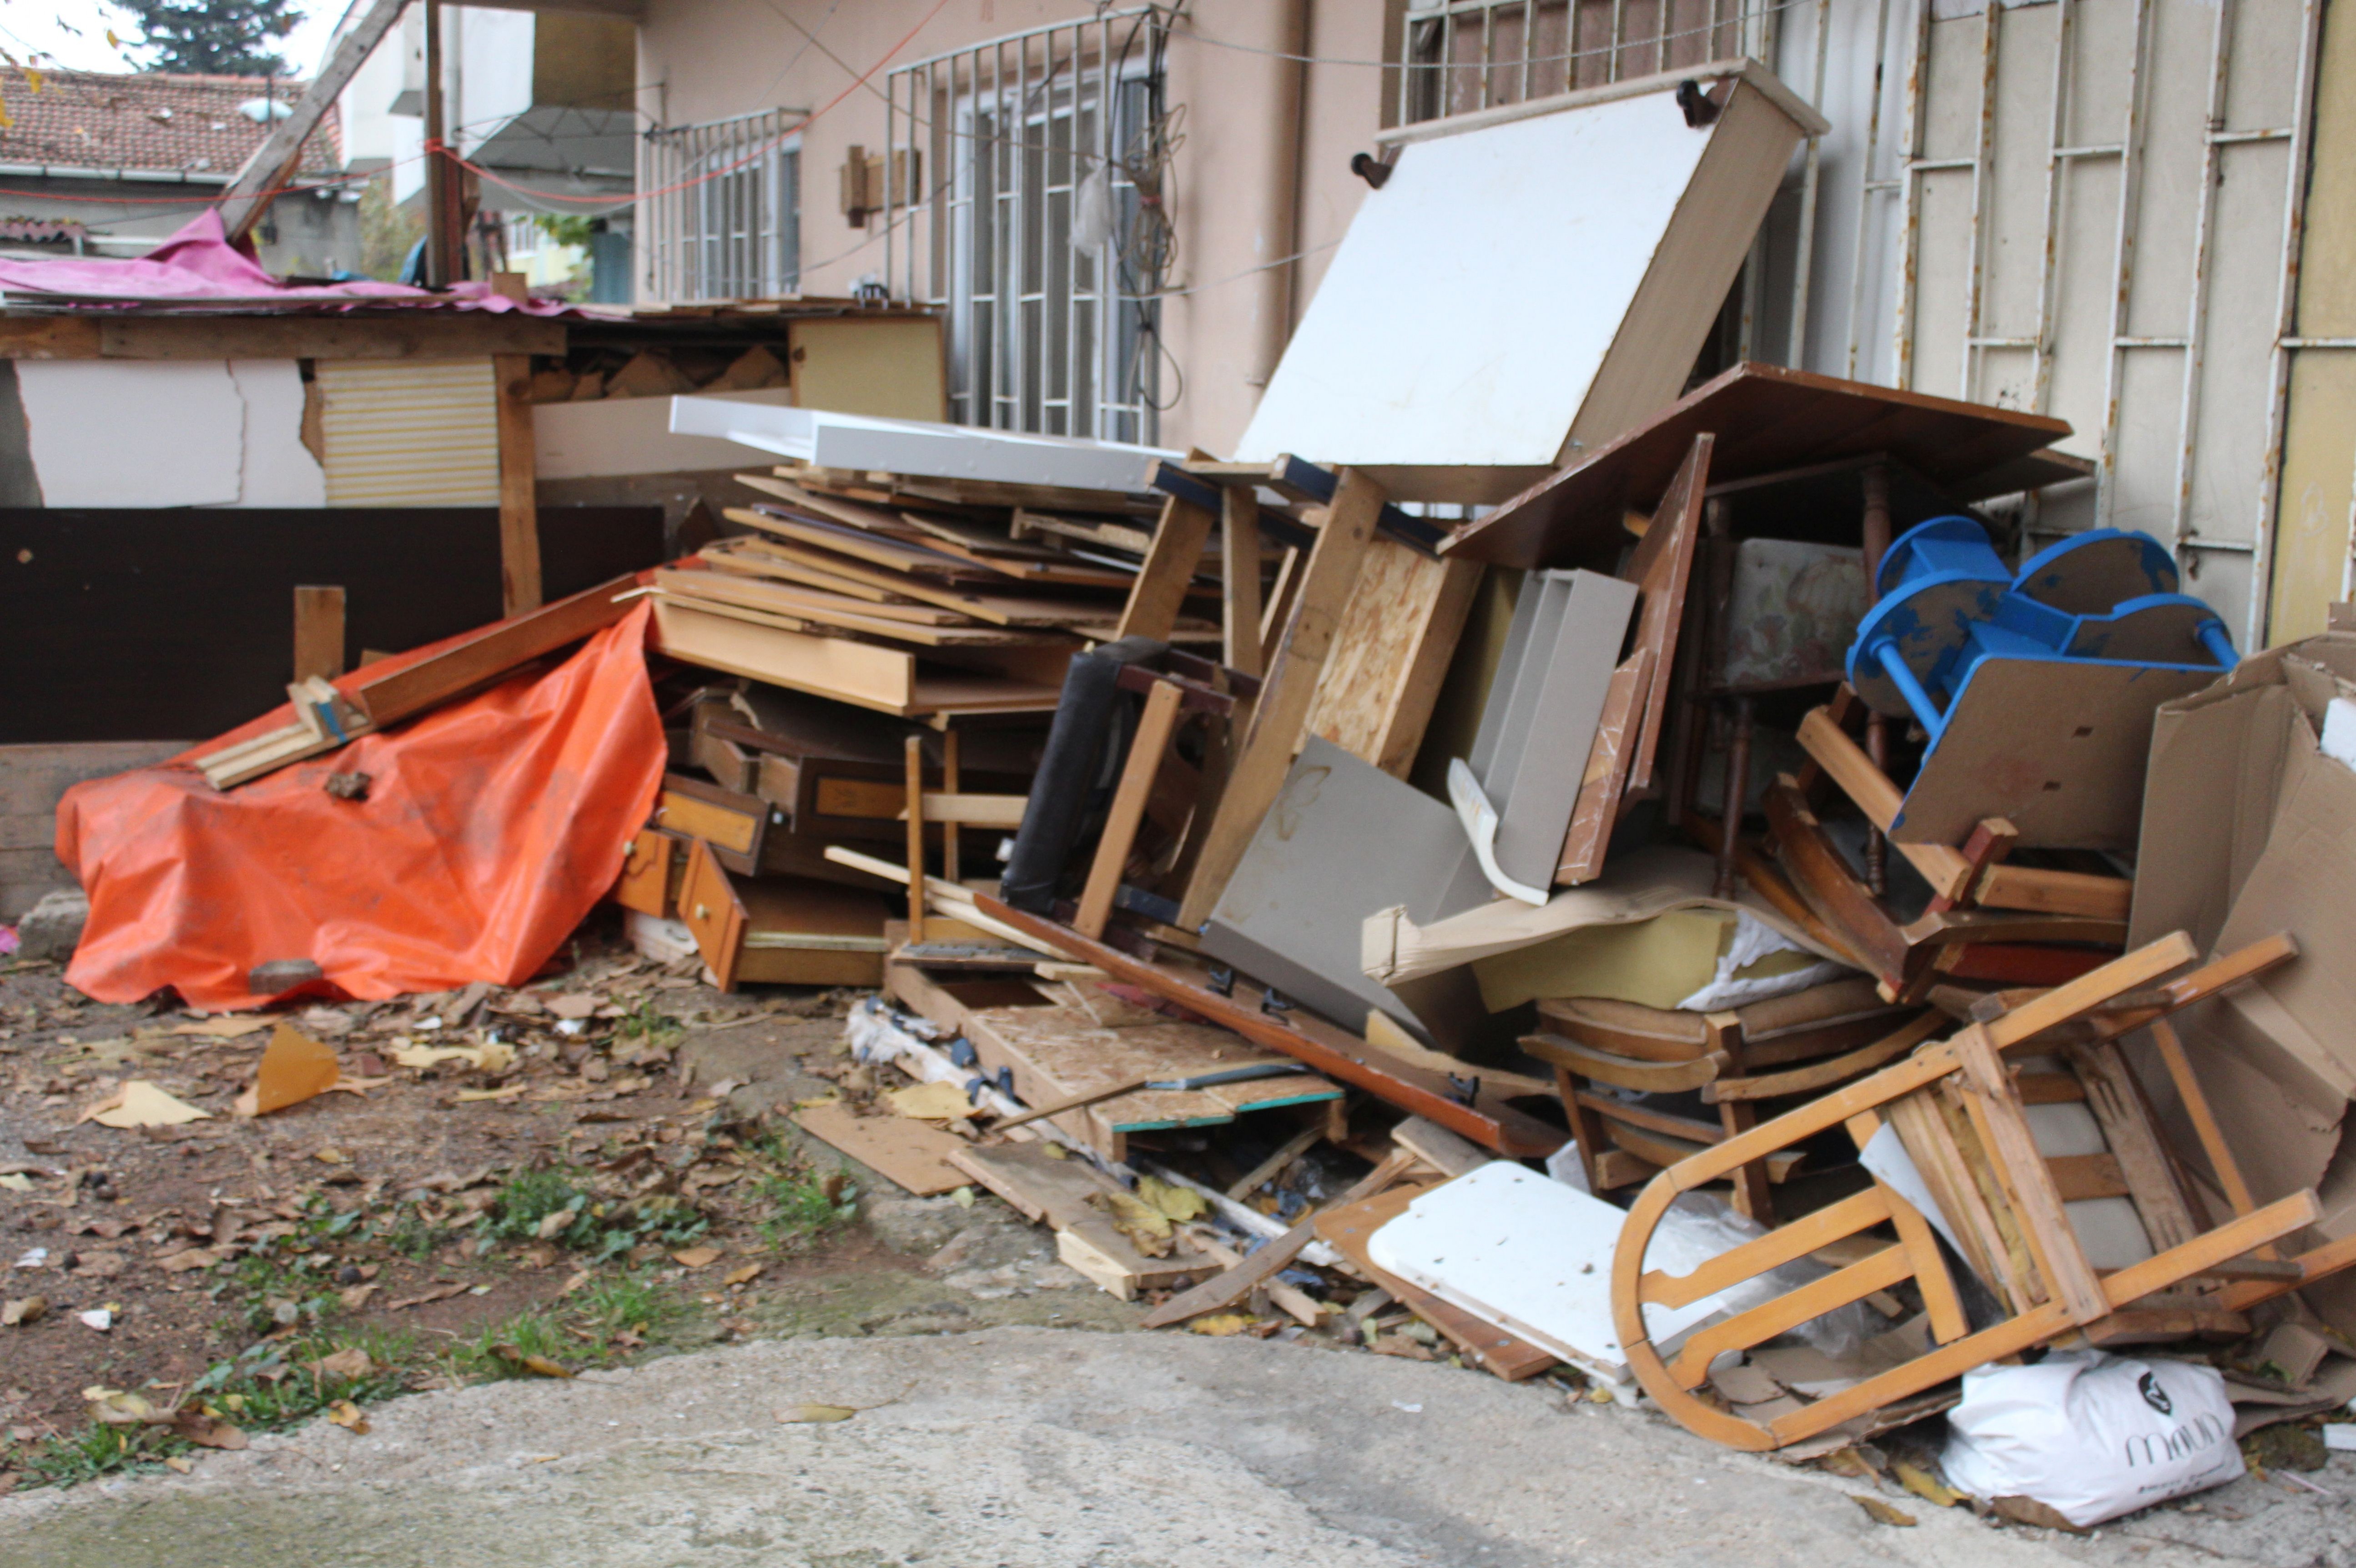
<box><xmin>0</xmin><ymin>0</ymin><xmax>339</xmax><ymax>78</ymax></box>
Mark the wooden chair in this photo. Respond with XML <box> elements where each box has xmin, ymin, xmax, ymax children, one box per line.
<box><xmin>1610</xmin><ymin>931</ymin><xmax>2352</xmax><ymax>1453</ymax></box>
<box><xmin>1523</xmin><ymin>979</ymin><xmax>1941</xmax><ymax>1223</ymax></box>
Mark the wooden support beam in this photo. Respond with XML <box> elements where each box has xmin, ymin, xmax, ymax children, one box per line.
<box><xmin>1177</xmin><ymin>469</ymin><xmax>1385</xmax><ymax>929</ymax></box>
<box><xmin>1116</xmin><ymin>494</ymin><xmax>1217</xmax><ymax>642</ymax></box>
<box><xmin>1075</xmin><ymin>679</ymin><xmax>1183</xmax><ymax>940</ymax></box>
<box><xmin>217</xmin><ymin>0</ymin><xmax>407</xmax><ymax>242</ymax></box>
<box><xmin>292</xmin><ymin>584</ymin><xmax>346</xmax><ymax>683</ymax></box>
<box><xmin>1220</xmin><ymin>484</ymin><xmax>1263</xmax><ymax>677</ymax></box>
<box><xmin>490</xmin><ymin>278</ymin><xmax>543</xmax><ymax>617</ymax></box>
<box><xmin>904</xmin><ymin>736</ymin><xmax>926</xmax><ymax>944</ymax></box>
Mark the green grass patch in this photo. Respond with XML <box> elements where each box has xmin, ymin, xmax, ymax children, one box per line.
<box><xmin>757</xmin><ymin>1144</ymin><xmax>859</xmax><ymax>1250</ymax></box>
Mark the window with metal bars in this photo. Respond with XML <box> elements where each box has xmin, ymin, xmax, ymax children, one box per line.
<box><xmin>639</xmin><ymin>108</ymin><xmax>802</xmax><ymax>303</ymax></box>
<box><xmin>885</xmin><ymin>9</ymin><xmax>1172</xmax><ymax>445</ymax></box>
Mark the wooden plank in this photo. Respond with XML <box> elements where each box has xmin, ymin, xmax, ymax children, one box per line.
<box><xmin>1976</xmin><ymin>864</ymin><xmax>2134</xmax><ymax>921</ymax></box>
<box><xmin>1761</xmin><ymin>780</ymin><xmax>1910</xmax><ymax>978</ymax></box>
<box><xmin>1301</xmin><ymin>537</ymin><xmax>1481</xmax><ymax>778</ymax></box>
<box><xmin>1983</xmin><ymin>932</ymin><xmax>2198</xmax><ymax>1050</ymax></box>
<box><xmin>1555</xmin><ymin>648</ymin><xmax>1652</xmax><ymax>884</ymax></box>
<box><xmin>292</xmin><ymin>585</ymin><xmax>346</xmax><ymax>683</ymax></box>
<box><xmin>1390</xmin><ymin>1115</ymin><xmax>1491</xmax><ymax>1179</ymax></box>
<box><xmin>91</xmin><ymin>312</ymin><xmax>566</xmax><ymax>361</ymax></box>
<box><xmin>2044</xmin><ymin>1153</ymin><xmax>2133</xmax><ymax>1203</ymax></box>
<box><xmin>2147</xmin><ymin>1017</ymin><xmax>2260</xmax><ymax>1221</ymax></box>
<box><xmin>1139</xmin><ymin>1147</ymin><xmax>1415</xmax><ymax>1328</ymax></box>
<box><xmin>1117</xmin><ymin>495</ymin><xmax>1218</xmax><ymax>641</ymax></box>
<box><xmin>794</xmin><ymin>1101</ymin><xmax>970</xmax><ymax>1196</ymax></box>
<box><xmin>2065</xmin><ymin>1042</ymin><xmax>2200</xmax><ymax>1250</ymax></box>
<box><xmin>1076</xmin><ymin>679</ymin><xmax>1183</xmax><ymax>940</ymax></box>
<box><xmin>1885</xmin><ymin>1090</ymin><xmax>2011</xmax><ymax>1299</ymax></box>
<box><xmin>1702</xmin><ymin>1012</ymin><xmax>1943</xmax><ymax>1101</ymax></box>
<box><xmin>976</xmin><ymin>893</ymin><xmax>1568</xmax><ymax>1157</ymax></box>
<box><xmin>1221</xmin><ymin>485</ymin><xmax>1264</xmax><ymax>677</ymax></box>
<box><xmin>654</xmin><ymin>572</ymin><xmax>1059</xmax><ymax>648</ymax></box>
<box><xmin>1639</xmin><ymin>1187</ymin><xmax>1892</xmax><ymax>1311</ymax></box>
<box><xmin>949</xmin><ymin>1143</ymin><xmax>1216</xmax><ymax>1299</ymax></box>
<box><xmin>1177</xmin><ymin>468</ymin><xmax>1385</xmax><ymax>929</ymax></box>
<box><xmin>1881</xmin><ymin>1179</ymin><xmax>1969</xmax><ymax>1344</ymax></box>
<box><xmin>355</xmin><ymin>576</ymin><xmax>636</xmax><ymax>726</ymax></box>
<box><xmin>493</xmin><ymin>352</ymin><xmax>542</xmax><ymax>616</ymax></box>
<box><xmin>720</xmin><ymin>511</ymin><xmax>1140</xmax><ymax>629</ymax></box>
<box><xmin>1621</xmin><ymin>433</ymin><xmax>1709</xmax><ymax>798</ymax></box>
<box><xmin>904</xmin><ymin>736</ymin><xmax>926</xmax><ymax>944</ymax></box>
<box><xmin>1666</xmin><ymin>1246</ymin><xmax>1914</xmax><ymax>1387</ymax></box>
<box><xmin>1951</xmin><ymin>1024</ymin><xmax>2109</xmax><ymax>1323</ymax></box>
<box><xmin>908</xmin><ymin>792</ymin><xmax>1027</xmax><ymax>829</ymax></box>
<box><xmin>649</xmin><ymin>600</ymin><xmax>926</xmax><ymax>716</ymax></box>
<box><xmin>1794</xmin><ymin>707</ymin><xmax>1975</xmax><ymax>901</ymax></box>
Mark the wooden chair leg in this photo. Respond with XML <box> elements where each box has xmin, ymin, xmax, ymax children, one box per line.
<box><xmin>903</xmin><ymin>735</ymin><xmax>926</xmax><ymax>944</ymax></box>
<box><xmin>1076</xmin><ymin>679</ymin><xmax>1184</xmax><ymax>940</ymax></box>
<box><xmin>1556</xmin><ymin>1065</ymin><xmax>1614</xmax><ymax>1195</ymax></box>
<box><xmin>940</xmin><ymin>727</ymin><xmax>961</xmax><ymax>885</ymax></box>
<box><xmin>1719</xmin><ymin>1098</ymin><xmax>1773</xmax><ymax>1224</ymax></box>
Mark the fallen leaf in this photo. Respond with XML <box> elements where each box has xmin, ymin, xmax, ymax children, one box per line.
<box><xmin>1852</xmin><ymin>1495</ymin><xmax>1917</xmax><ymax>1528</ymax></box>
<box><xmin>672</xmin><ymin>1246</ymin><xmax>721</xmax><ymax>1269</ymax></box>
<box><xmin>78</xmin><ymin>1308</ymin><xmax>111</xmax><ymax>1332</ymax></box>
<box><xmin>723</xmin><ymin>1263</ymin><xmax>762</xmax><ymax>1286</ymax></box>
<box><xmin>312</xmin><ymin>1347</ymin><xmax>373</xmax><ymax>1380</ymax></box>
<box><xmin>495</xmin><ymin>1346</ymin><xmax>573</xmax><ymax>1379</ymax></box>
<box><xmin>86</xmin><ymin>1389</ymin><xmax>166</xmax><ymax>1426</ymax></box>
<box><xmin>473</xmin><ymin>1040</ymin><xmax>517</xmax><ymax>1076</ymax></box>
<box><xmin>326</xmin><ymin>1399</ymin><xmax>371</xmax><ymax>1433</ymax></box>
<box><xmin>775</xmin><ymin>1403</ymin><xmax>856</xmax><ymax>1424</ymax></box>
<box><xmin>232</xmin><ymin>1024</ymin><xmax>342</xmax><ymax>1117</ymax></box>
<box><xmin>1815</xmin><ymin>1447</ymin><xmax>1879</xmax><ymax>1481</ymax></box>
<box><xmin>1093</xmin><ymin>1188</ymin><xmax>1173</xmax><ymax>1254</ymax></box>
<box><xmin>0</xmin><ymin>1175</ymin><xmax>30</xmax><ymax>1192</ymax></box>
<box><xmin>1187</xmin><ymin>1313</ymin><xmax>1255</xmax><ymax>1337</ymax></box>
<box><xmin>886</xmin><ymin>1080</ymin><xmax>978</xmax><ymax>1121</ymax></box>
<box><xmin>311</xmin><ymin>1146</ymin><xmax>351</xmax><ymax>1165</ymax></box>
<box><xmin>559</xmin><ymin>1269</ymin><xmax>592</xmax><ymax>1295</ymax></box>
<box><xmin>165</xmin><ymin>1456</ymin><xmax>194</xmax><ymax>1473</ymax></box>
<box><xmin>534</xmin><ymin>1209</ymin><xmax>575</xmax><ymax>1241</ymax></box>
<box><xmin>80</xmin><ymin>1081</ymin><xmax>210</xmax><ymax>1129</ymax></box>
<box><xmin>172</xmin><ymin>1017</ymin><xmax>272</xmax><ymax>1039</ymax></box>
<box><xmin>2</xmin><ymin>1296</ymin><xmax>45</xmax><ymax>1326</ymax></box>
<box><xmin>70</xmin><ymin>1250</ymin><xmax>126</xmax><ymax>1278</ymax></box>
<box><xmin>391</xmin><ymin>1045</ymin><xmax>479</xmax><ymax>1070</ymax></box>
<box><xmin>173</xmin><ymin>1412</ymin><xmax>246</xmax><ymax>1450</ymax></box>
<box><xmin>338</xmin><ymin>1283</ymin><xmax>378</xmax><ymax>1312</ymax></box>
<box><xmin>1893</xmin><ymin>1459</ymin><xmax>1962</xmax><ymax>1508</ymax></box>
<box><xmin>543</xmin><ymin>993</ymin><xmax>601</xmax><ymax>1020</ymax></box>
<box><xmin>1135</xmin><ymin>1176</ymin><xmax>1208</xmax><ymax>1223</ymax></box>
<box><xmin>455</xmin><ymin>1084</ymin><xmax>529</xmax><ymax>1103</ymax></box>
<box><xmin>384</xmin><ymin>1282</ymin><xmax>468</xmax><ymax>1311</ymax></box>
<box><xmin>157</xmin><ymin>1248</ymin><xmax>223</xmax><ymax>1274</ymax></box>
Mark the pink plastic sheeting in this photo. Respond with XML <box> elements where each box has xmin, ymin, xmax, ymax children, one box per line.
<box><xmin>55</xmin><ymin>605</ymin><xmax>665</xmax><ymax>1009</ymax></box>
<box><xmin>0</xmin><ymin>210</ymin><xmax>575</xmax><ymax>310</ymax></box>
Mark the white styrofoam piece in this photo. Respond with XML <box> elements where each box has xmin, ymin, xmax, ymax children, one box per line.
<box><xmin>2325</xmin><ymin>1425</ymin><xmax>2356</xmax><ymax>1452</ymax></box>
<box><xmin>2321</xmin><ymin>697</ymin><xmax>2356</xmax><ymax>772</ymax></box>
<box><xmin>226</xmin><ymin>359</ymin><xmax>326</xmax><ymax>506</ymax></box>
<box><xmin>671</xmin><ymin>396</ymin><xmax>1179</xmax><ymax>492</ymax></box>
<box><xmin>537</xmin><ymin>387</ymin><xmax>796</xmax><ymax>479</ymax></box>
<box><xmin>1367</xmin><ymin>1162</ymin><xmax>1728</xmax><ymax>1383</ymax></box>
<box><xmin>1232</xmin><ymin>86</ymin><xmax>1717</xmax><ymax>468</ymax></box>
<box><xmin>19</xmin><ymin>359</ymin><xmax>244</xmax><ymax>506</ymax></box>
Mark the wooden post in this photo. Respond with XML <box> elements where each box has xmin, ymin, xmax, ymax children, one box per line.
<box><xmin>1115</xmin><ymin>493</ymin><xmax>1215</xmax><ymax>642</ymax></box>
<box><xmin>1220</xmin><ymin>484</ymin><xmax>1263</xmax><ymax>677</ymax></box>
<box><xmin>904</xmin><ymin>735</ymin><xmax>926</xmax><ymax>944</ymax></box>
<box><xmin>939</xmin><ymin>726</ymin><xmax>961</xmax><ymax>884</ymax></box>
<box><xmin>1176</xmin><ymin>469</ymin><xmax>1385</xmax><ymax>930</ymax></box>
<box><xmin>422</xmin><ymin>0</ymin><xmax>465</xmax><ymax>289</ymax></box>
<box><xmin>292</xmin><ymin>585</ymin><xmax>346</xmax><ymax>683</ymax></box>
<box><xmin>493</xmin><ymin>345</ymin><xmax>542</xmax><ymax>617</ymax></box>
<box><xmin>1076</xmin><ymin>680</ymin><xmax>1184</xmax><ymax>939</ymax></box>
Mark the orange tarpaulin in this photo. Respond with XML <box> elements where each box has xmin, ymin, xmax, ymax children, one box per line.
<box><xmin>56</xmin><ymin>604</ymin><xmax>665</xmax><ymax>1009</ymax></box>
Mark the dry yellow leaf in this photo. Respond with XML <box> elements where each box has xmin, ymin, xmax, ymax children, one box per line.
<box><xmin>500</xmin><ymin>1350</ymin><xmax>574</xmax><ymax>1379</ymax></box>
<box><xmin>1852</xmin><ymin>1495</ymin><xmax>1917</xmax><ymax>1528</ymax></box>
<box><xmin>724</xmin><ymin>1263</ymin><xmax>763</xmax><ymax>1286</ymax></box>
<box><xmin>234</xmin><ymin>1024</ymin><xmax>342</xmax><ymax>1116</ymax></box>
<box><xmin>886</xmin><ymin>1081</ymin><xmax>978</xmax><ymax>1121</ymax></box>
<box><xmin>81</xmin><ymin>1081</ymin><xmax>211</xmax><ymax>1129</ymax></box>
<box><xmin>1893</xmin><ymin>1459</ymin><xmax>1962</xmax><ymax>1508</ymax></box>
<box><xmin>312</xmin><ymin>1347</ymin><xmax>373</xmax><ymax>1380</ymax></box>
<box><xmin>327</xmin><ymin>1399</ymin><xmax>371</xmax><ymax>1434</ymax></box>
<box><xmin>673</xmin><ymin>1246</ymin><xmax>722</xmax><ymax>1268</ymax></box>
<box><xmin>2</xmin><ymin>1296</ymin><xmax>45</xmax><ymax>1326</ymax></box>
<box><xmin>1187</xmin><ymin>1313</ymin><xmax>1255</xmax><ymax>1337</ymax></box>
<box><xmin>165</xmin><ymin>1456</ymin><xmax>194</xmax><ymax>1473</ymax></box>
<box><xmin>775</xmin><ymin>1403</ymin><xmax>857</xmax><ymax>1424</ymax></box>
<box><xmin>456</xmin><ymin>1084</ymin><xmax>530</xmax><ymax>1103</ymax></box>
<box><xmin>172</xmin><ymin>1017</ymin><xmax>272</xmax><ymax>1039</ymax></box>
<box><xmin>1135</xmin><ymin>1176</ymin><xmax>1208</xmax><ymax>1222</ymax></box>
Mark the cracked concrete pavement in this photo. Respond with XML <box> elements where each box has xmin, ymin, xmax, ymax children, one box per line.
<box><xmin>9</xmin><ymin>1325</ymin><xmax>2349</xmax><ymax>1568</ymax></box>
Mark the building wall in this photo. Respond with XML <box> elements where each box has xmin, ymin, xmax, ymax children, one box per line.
<box><xmin>0</xmin><ymin>181</ymin><xmax>359</xmax><ymax>276</ymax></box>
<box><xmin>633</xmin><ymin>0</ymin><xmax>1398</xmax><ymax>458</ymax></box>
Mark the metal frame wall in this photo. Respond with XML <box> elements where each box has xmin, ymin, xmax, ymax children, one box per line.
<box><xmin>640</xmin><ymin>108</ymin><xmax>804</xmax><ymax>304</ymax></box>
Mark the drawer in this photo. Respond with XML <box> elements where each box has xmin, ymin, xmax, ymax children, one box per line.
<box><xmin>614</xmin><ymin>826</ymin><xmax>689</xmax><ymax>917</ymax></box>
<box><xmin>679</xmin><ymin>838</ymin><xmax>892</xmax><ymax>992</ymax></box>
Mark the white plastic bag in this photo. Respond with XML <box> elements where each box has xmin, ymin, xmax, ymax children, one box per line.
<box><xmin>1941</xmin><ymin>1350</ymin><xmax>2243</xmax><ymax>1527</ymax></box>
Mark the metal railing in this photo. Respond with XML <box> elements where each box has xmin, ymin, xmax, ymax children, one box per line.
<box><xmin>884</xmin><ymin>9</ymin><xmax>1171</xmax><ymax>444</ymax></box>
<box><xmin>639</xmin><ymin>106</ymin><xmax>803</xmax><ymax>303</ymax></box>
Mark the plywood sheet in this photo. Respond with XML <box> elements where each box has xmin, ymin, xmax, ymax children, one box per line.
<box><xmin>793</xmin><ymin>1100</ymin><xmax>968</xmax><ymax>1196</ymax></box>
<box><xmin>1303</xmin><ymin>539</ymin><xmax>1480</xmax><ymax>777</ymax></box>
<box><xmin>1236</xmin><ymin>74</ymin><xmax>1810</xmax><ymax>473</ymax></box>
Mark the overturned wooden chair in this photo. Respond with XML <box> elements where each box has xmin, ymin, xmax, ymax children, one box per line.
<box><xmin>1522</xmin><ymin>979</ymin><xmax>1940</xmax><ymax>1223</ymax></box>
<box><xmin>1611</xmin><ymin>930</ymin><xmax>2356</xmax><ymax>1452</ymax></box>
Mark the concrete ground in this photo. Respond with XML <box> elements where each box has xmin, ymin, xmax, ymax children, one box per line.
<box><xmin>7</xmin><ymin>1326</ymin><xmax>2350</xmax><ymax>1568</ymax></box>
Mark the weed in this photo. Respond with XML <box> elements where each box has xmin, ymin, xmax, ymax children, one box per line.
<box><xmin>20</xmin><ymin>1425</ymin><xmax>146</xmax><ymax>1488</ymax></box>
<box><xmin>576</xmin><ymin>1272</ymin><xmax>682</xmax><ymax>1340</ymax></box>
<box><xmin>616</xmin><ymin>997</ymin><xmax>682</xmax><ymax>1053</ymax></box>
<box><xmin>759</xmin><ymin>1154</ymin><xmax>858</xmax><ymax>1250</ymax></box>
<box><xmin>487</xmin><ymin>1168</ymin><xmax>709</xmax><ymax>1261</ymax></box>
<box><xmin>490</xmin><ymin>1167</ymin><xmax>593</xmax><ymax>1246</ymax></box>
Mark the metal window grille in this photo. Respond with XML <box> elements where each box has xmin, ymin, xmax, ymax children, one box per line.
<box><xmin>640</xmin><ymin>108</ymin><xmax>803</xmax><ymax>302</ymax></box>
<box><xmin>885</xmin><ymin>9</ymin><xmax>1171</xmax><ymax>444</ymax></box>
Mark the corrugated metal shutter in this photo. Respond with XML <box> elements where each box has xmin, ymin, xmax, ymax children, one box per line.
<box><xmin>315</xmin><ymin>357</ymin><xmax>500</xmax><ymax>506</ymax></box>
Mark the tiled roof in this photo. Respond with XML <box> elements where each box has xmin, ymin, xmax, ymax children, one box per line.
<box><xmin>0</xmin><ymin>67</ymin><xmax>340</xmax><ymax>179</ymax></box>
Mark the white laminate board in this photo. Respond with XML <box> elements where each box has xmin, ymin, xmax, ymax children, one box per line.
<box><xmin>1233</xmin><ymin>86</ymin><xmax>1718</xmax><ymax>469</ymax></box>
<box><xmin>227</xmin><ymin>359</ymin><xmax>326</xmax><ymax>507</ymax></box>
<box><xmin>1367</xmin><ymin>1162</ymin><xmax>1732</xmax><ymax>1383</ymax></box>
<box><xmin>671</xmin><ymin>396</ymin><xmax>1178</xmax><ymax>492</ymax></box>
<box><xmin>18</xmin><ymin>359</ymin><xmax>244</xmax><ymax>506</ymax></box>
<box><xmin>536</xmin><ymin>387</ymin><xmax>796</xmax><ymax>479</ymax></box>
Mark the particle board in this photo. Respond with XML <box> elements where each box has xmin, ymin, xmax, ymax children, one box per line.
<box><xmin>1233</xmin><ymin>66</ymin><xmax>1816</xmax><ymax>487</ymax></box>
<box><xmin>786</xmin><ymin>315</ymin><xmax>948</xmax><ymax>422</ymax></box>
<box><xmin>1303</xmin><ymin>538</ymin><xmax>1482</xmax><ymax>777</ymax></box>
<box><xmin>794</xmin><ymin>1100</ymin><xmax>970</xmax><ymax>1196</ymax></box>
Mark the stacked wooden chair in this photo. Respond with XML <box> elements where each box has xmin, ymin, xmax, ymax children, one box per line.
<box><xmin>1522</xmin><ymin>978</ymin><xmax>1941</xmax><ymax>1223</ymax></box>
<box><xmin>1610</xmin><ymin>930</ymin><xmax>2356</xmax><ymax>1453</ymax></box>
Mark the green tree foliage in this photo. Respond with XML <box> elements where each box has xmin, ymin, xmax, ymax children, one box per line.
<box><xmin>116</xmin><ymin>0</ymin><xmax>301</xmax><ymax>77</ymax></box>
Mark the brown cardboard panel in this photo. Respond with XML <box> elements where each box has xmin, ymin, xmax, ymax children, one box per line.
<box><xmin>2213</xmin><ymin>739</ymin><xmax>2356</xmax><ymax>1082</ymax></box>
<box><xmin>2129</xmin><ymin>679</ymin><xmax>2305</xmax><ymax>953</ymax></box>
<box><xmin>1890</xmin><ymin>659</ymin><xmax>2217</xmax><ymax>849</ymax></box>
<box><xmin>2125</xmin><ymin>996</ymin><xmax>2345</xmax><ymax>1213</ymax></box>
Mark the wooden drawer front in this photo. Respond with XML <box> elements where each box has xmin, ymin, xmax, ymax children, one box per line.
<box><xmin>680</xmin><ymin>839</ymin><xmax>749</xmax><ymax>990</ymax></box>
<box><xmin>813</xmin><ymin>774</ymin><xmax>906</xmax><ymax>819</ymax></box>
<box><xmin>615</xmin><ymin>827</ymin><xmax>687</xmax><ymax>917</ymax></box>
<box><xmin>690</xmin><ymin>726</ymin><xmax>758</xmax><ymax>794</ymax></box>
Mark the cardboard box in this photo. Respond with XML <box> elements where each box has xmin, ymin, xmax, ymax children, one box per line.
<box><xmin>2126</xmin><ymin>633</ymin><xmax>2356</xmax><ymax>1319</ymax></box>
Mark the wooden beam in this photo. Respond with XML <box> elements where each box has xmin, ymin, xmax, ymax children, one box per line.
<box><xmin>353</xmin><ymin>576</ymin><xmax>636</xmax><ymax>726</ymax></box>
<box><xmin>217</xmin><ymin>0</ymin><xmax>408</xmax><ymax>242</ymax></box>
<box><xmin>89</xmin><ymin>314</ymin><xmax>566</xmax><ymax>361</ymax></box>
<box><xmin>1075</xmin><ymin>679</ymin><xmax>1183</xmax><ymax>940</ymax></box>
<box><xmin>1220</xmin><ymin>483</ymin><xmax>1264</xmax><ymax>677</ymax></box>
<box><xmin>494</xmin><ymin>349</ymin><xmax>542</xmax><ymax>616</ymax></box>
<box><xmin>1177</xmin><ymin>468</ymin><xmax>1385</xmax><ymax>929</ymax></box>
<box><xmin>1116</xmin><ymin>494</ymin><xmax>1217</xmax><ymax>641</ymax></box>
<box><xmin>904</xmin><ymin>736</ymin><xmax>927</xmax><ymax>944</ymax></box>
<box><xmin>292</xmin><ymin>585</ymin><xmax>346</xmax><ymax>683</ymax></box>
